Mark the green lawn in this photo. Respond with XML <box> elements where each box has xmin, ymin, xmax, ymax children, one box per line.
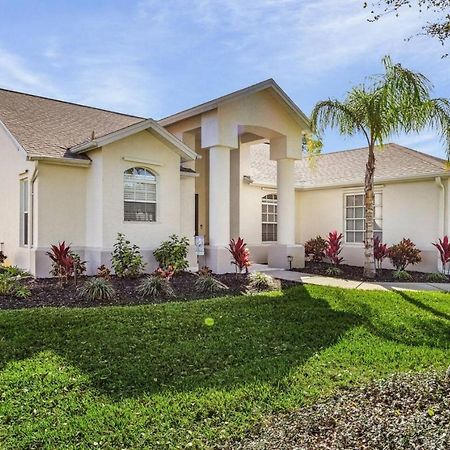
<box><xmin>0</xmin><ymin>285</ymin><xmax>449</xmax><ymax>449</ymax></box>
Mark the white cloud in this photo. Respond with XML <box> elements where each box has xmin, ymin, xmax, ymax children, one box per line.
<box><xmin>0</xmin><ymin>47</ymin><xmax>55</xmax><ymax>94</ymax></box>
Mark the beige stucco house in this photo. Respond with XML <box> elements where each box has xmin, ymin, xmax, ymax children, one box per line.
<box><xmin>0</xmin><ymin>79</ymin><xmax>448</xmax><ymax>277</ymax></box>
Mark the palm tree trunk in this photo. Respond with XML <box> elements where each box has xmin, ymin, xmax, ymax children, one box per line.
<box><xmin>364</xmin><ymin>145</ymin><xmax>376</xmax><ymax>278</ymax></box>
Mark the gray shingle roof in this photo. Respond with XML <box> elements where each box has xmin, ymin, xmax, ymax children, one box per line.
<box><xmin>0</xmin><ymin>88</ymin><xmax>144</xmax><ymax>159</ymax></box>
<box><xmin>249</xmin><ymin>143</ymin><xmax>448</xmax><ymax>188</ymax></box>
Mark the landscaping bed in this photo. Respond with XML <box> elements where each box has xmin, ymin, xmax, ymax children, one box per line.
<box><xmin>232</xmin><ymin>371</ymin><xmax>450</xmax><ymax>450</ymax></box>
<box><xmin>295</xmin><ymin>261</ymin><xmax>449</xmax><ymax>283</ymax></box>
<box><xmin>0</xmin><ymin>272</ymin><xmax>295</xmax><ymax>309</ymax></box>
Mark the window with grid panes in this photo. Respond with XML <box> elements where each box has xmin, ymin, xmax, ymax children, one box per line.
<box><xmin>262</xmin><ymin>194</ymin><xmax>277</xmax><ymax>242</ymax></box>
<box><xmin>345</xmin><ymin>192</ymin><xmax>382</xmax><ymax>243</ymax></box>
<box><xmin>124</xmin><ymin>167</ymin><xmax>157</xmax><ymax>222</ymax></box>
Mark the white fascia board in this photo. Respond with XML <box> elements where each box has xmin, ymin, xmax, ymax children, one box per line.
<box><xmin>70</xmin><ymin>118</ymin><xmax>197</xmax><ymax>162</ymax></box>
<box><xmin>158</xmin><ymin>79</ymin><xmax>311</xmax><ymax>130</ymax></box>
<box><xmin>250</xmin><ymin>172</ymin><xmax>450</xmax><ymax>191</ymax></box>
<box><xmin>27</xmin><ymin>155</ymin><xmax>91</xmax><ymax>167</ymax></box>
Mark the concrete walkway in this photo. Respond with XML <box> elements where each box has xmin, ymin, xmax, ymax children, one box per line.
<box><xmin>258</xmin><ymin>268</ymin><xmax>450</xmax><ymax>292</ymax></box>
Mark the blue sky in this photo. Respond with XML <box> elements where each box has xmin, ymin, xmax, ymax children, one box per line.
<box><xmin>0</xmin><ymin>0</ymin><xmax>448</xmax><ymax>156</ymax></box>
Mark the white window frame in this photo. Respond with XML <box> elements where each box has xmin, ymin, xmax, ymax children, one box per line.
<box><xmin>123</xmin><ymin>167</ymin><xmax>158</xmax><ymax>223</ymax></box>
<box><xmin>19</xmin><ymin>178</ymin><xmax>29</xmax><ymax>247</ymax></box>
<box><xmin>262</xmin><ymin>193</ymin><xmax>277</xmax><ymax>242</ymax></box>
<box><xmin>344</xmin><ymin>192</ymin><xmax>383</xmax><ymax>244</ymax></box>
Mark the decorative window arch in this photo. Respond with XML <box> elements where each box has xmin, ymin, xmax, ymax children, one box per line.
<box><xmin>262</xmin><ymin>193</ymin><xmax>277</xmax><ymax>242</ymax></box>
<box><xmin>123</xmin><ymin>167</ymin><xmax>157</xmax><ymax>222</ymax></box>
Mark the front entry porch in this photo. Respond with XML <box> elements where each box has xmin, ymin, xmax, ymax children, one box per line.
<box><xmin>161</xmin><ymin>79</ymin><xmax>309</xmax><ymax>273</ymax></box>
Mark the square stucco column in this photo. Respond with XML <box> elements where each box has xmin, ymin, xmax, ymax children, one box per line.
<box><xmin>207</xmin><ymin>145</ymin><xmax>233</xmax><ymax>273</ymax></box>
<box><xmin>268</xmin><ymin>158</ymin><xmax>305</xmax><ymax>269</ymax></box>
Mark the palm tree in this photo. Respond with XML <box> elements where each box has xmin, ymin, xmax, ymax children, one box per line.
<box><xmin>311</xmin><ymin>56</ymin><xmax>450</xmax><ymax>278</ymax></box>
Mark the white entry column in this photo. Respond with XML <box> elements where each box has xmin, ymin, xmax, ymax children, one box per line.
<box><xmin>208</xmin><ymin>145</ymin><xmax>232</xmax><ymax>272</ymax></box>
<box><xmin>268</xmin><ymin>157</ymin><xmax>305</xmax><ymax>269</ymax></box>
<box><xmin>277</xmin><ymin>158</ymin><xmax>296</xmax><ymax>245</ymax></box>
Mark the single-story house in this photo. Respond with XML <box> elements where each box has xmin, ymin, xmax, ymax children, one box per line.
<box><xmin>0</xmin><ymin>79</ymin><xmax>448</xmax><ymax>277</ymax></box>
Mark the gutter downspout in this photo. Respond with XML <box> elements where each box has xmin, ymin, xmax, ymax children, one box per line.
<box><xmin>435</xmin><ymin>176</ymin><xmax>445</xmax><ymax>272</ymax></box>
<box><xmin>28</xmin><ymin>167</ymin><xmax>38</xmax><ymax>274</ymax></box>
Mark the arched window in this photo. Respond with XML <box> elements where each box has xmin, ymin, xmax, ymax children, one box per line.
<box><xmin>262</xmin><ymin>194</ymin><xmax>277</xmax><ymax>242</ymax></box>
<box><xmin>124</xmin><ymin>167</ymin><xmax>157</xmax><ymax>222</ymax></box>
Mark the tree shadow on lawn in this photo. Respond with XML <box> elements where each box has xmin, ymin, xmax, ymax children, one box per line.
<box><xmin>0</xmin><ymin>285</ymin><xmax>447</xmax><ymax>400</ymax></box>
<box><xmin>0</xmin><ymin>285</ymin><xmax>361</xmax><ymax>399</ymax></box>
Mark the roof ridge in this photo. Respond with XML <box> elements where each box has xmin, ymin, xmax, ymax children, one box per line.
<box><xmin>0</xmin><ymin>87</ymin><xmax>146</xmax><ymax>120</ymax></box>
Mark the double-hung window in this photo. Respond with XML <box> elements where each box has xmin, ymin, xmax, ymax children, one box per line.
<box><xmin>20</xmin><ymin>179</ymin><xmax>29</xmax><ymax>246</ymax></box>
<box><xmin>124</xmin><ymin>167</ymin><xmax>157</xmax><ymax>222</ymax></box>
<box><xmin>345</xmin><ymin>192</ymin><xmax>382</xmax><ymax>243</ymax></box>
<box><xmin>262</xmin><ymin>194</ymin><xmax>277</xmax><ymax>242</ymax></box>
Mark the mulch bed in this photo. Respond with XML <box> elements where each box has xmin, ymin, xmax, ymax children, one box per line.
<box><xmin>231</xmin><ymin>371</ymin><xmax>450</xmax><ymax>450</ymax></box>
<box><xmin>295</xmin><ymin>261</ymin><xmax>448</xmax><ymax>283</ymax></box>
<box><xmin>0</xmin><ymin>272</ymin><xmax>296</xmax><ymax>310</ymax></box>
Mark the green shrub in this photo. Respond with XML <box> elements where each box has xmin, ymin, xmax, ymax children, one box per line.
<box><xmin>111</xmin><ymin>233</ymin><xmax>145</xmax><ymax>278</ymax></box>
<box><xmin>393</xmin><ymin>269</ymin><xmax>413</xmax><ymax>281</ymax></box>
<box><xmin>137</xmin><ymin>275</ymin><xmax>174</xmax><ymax>300</ymax></box>
<box><xmin>79</xmin><ymin>278</ymin><xmax>115</xmax><ymax>301</ymax></box>
<box><xmin>195</xmin><ymin>274</ymin><xmax>229</xmax><ymax>295</ymax></box>
<box><xmin>0</xmin><ymin>273</ymin><xmax>31</xmax><ymax>298</ymax></box>
<box><xmin>0</xmin><ymin>265</ymin><xmax>31</xmax><ymax>278</ymax></box>
<box><xmin>325</xmin><ymin>266</ymin><xmax>343</xmax><ymax>277</ymax></box>
<box><xmin>153</xmin><ymin>235</ymin><xmax>189</xmax><ymax>273</ymax></box>
<box><xmin>426</xmin><ymin>272</ymin><xmax>448</xmax><ymax>283</ymax></box>
<box><xmin>247</xmin><ymin>272</ymin><xmax>278</xmax><ymax>293</ymax></box>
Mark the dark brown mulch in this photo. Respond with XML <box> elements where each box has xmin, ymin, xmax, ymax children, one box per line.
<box><xmin>0</xmin><ymin>272</ymin><xmax>297</xmax><ymax>310</ymax></box>
<box><xmin>295</xmin><ymin>261</ymin><xmax>448</xmax><ymax>283</ymax></box>
<box><xmin>230</xmin><ymin>371</ymin><xmax>450</xmax><ymax>450</ymax></box>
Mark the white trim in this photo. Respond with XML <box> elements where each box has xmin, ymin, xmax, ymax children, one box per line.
<box><xmin>180</xmin><ymin>171</ymin><xmax>199</xmax><ymax>178</ymax></box>
<box><xmin>122</xmin><ymin>156</ymin><xmax>164</xmax><ymax>166</ymax></box>
<box><xmin>27</xmin><ymin>155</ymin><xmax>91</xmax><ymax>167</ymax></box>
<box><xmin>70</xmin><ymin>118</ymin><xmax>197</xmax><ymax>162</ymax></box>
<box><xmin>158</xmin><ymin>79</ymin><xmax>310</xmax><ymax>129</ymax></box>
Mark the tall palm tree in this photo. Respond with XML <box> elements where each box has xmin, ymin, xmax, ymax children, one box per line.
<box><xmin>311</xmin><ymin>56</ymin><xmax>450</xmax><ymax>278</ymax></box>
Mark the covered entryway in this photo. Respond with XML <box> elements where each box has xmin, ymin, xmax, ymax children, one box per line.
<box><xmin>160</xmin><ymin>79</ymin><xmax>310</xmax><ymax>273</ymax></box>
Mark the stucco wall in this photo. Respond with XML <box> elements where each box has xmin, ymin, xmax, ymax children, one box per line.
<box><xmin>30</xmin><ymin>130</ymin><xmax>190</xmax><ymax>276</ymax></box>
<box><xmin>0</xmin><ymin>126</ymin><xmax>35</xmax><ymax>271</ymax></box>
<box><xmin>296</xmin><ymin>180</ymin><xmax>442</xmax><ymax>272</ymax></box>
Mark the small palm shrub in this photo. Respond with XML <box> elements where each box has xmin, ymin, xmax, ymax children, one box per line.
<box><xmin>305</xmin><ymin>236</ymin><xmax>327</xmax><ymax>262</ymax></box>
<box><xmin>432</xmin><ymin>236</ymin><xmax>450</xmax><ymax>274</ymax></box>
<box><xmin>111</xmin><ymin>233</ymin><xmax>145</xmax><ymax>278</ymax></box>
<box><xmin>374</xmin><ymin>236</ymin><xmax>389</xmax><ymax>270</ymax></box>
<box><xmin>228</xmin><ymin>237</ymin><xmax>251</xmax><ymax>273</ymax></box>
<box><xmin>388</xmin><ymin>238</ymin><xmax>421</xmax><ymax>271</ymax></box>
<box><xmin>0</xmin><ymin>273</ymin><xmax>31</xmax><ymax>298</ymax></box>
<box><xmin>153</xmin><ymin>235</ymin><xmax>189</xmax><ymax>273</ymax></box>
<box><xmin>137</xmin><ymin>275</ymin><xmax>174</xmax><ymax>300</ymax></box>
<box><xmin>247</xmin><ymin>272</ymin><xmax>278</xmax><ymax>293</ymax></box>
<box><xmin>47</xmin><ymin>242</ymin><xmax>86</xmax><ymax>283</ymax></box>
<box><xmin>79</xmin><ymin>278</ymin><xmax>115</xmax><ymax>301</ymax></box>
<box><xmin>325</xmin><ymin>231</ymin><xmax>344</xmax><ymax>265</ymax></box>
<box><xmin>195</xmin><ymin>274</ymin><xmax>228</xmax><ymax>295</ymax></box>
<box><xmin>426</xmin><ymin>272</ymin><xmax>449</xmax><ymax>283</ymax></box>
<box><xmin>393</xmin><ymin>269</ymin><xmax>413</xmax><ymax>281</ymax></box>
<box><xmin>325</xmin><ymin>266</ymin><xmax>343</xmax><ymax>277</ymax></box>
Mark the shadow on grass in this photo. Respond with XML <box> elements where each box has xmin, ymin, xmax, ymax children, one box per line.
<box><xmin>0</xmin><ymin>285</ymin><xmax>361</xmax><ymax>399</ymax></box>
<box><xmin>0</xmin><ymin>285</ymin><xmax>448</xmax><ymax>400</ymax></box>
<box><xmin>397</xmin><ymin>290</ymin><xmax>450</xmax><ymax>322</ymax></box>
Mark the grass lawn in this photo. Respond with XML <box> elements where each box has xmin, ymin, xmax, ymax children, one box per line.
<box><xmin>0</xmin><ymin>285</ymin><xmax>449</xmax><ymax>449</ymax></box>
